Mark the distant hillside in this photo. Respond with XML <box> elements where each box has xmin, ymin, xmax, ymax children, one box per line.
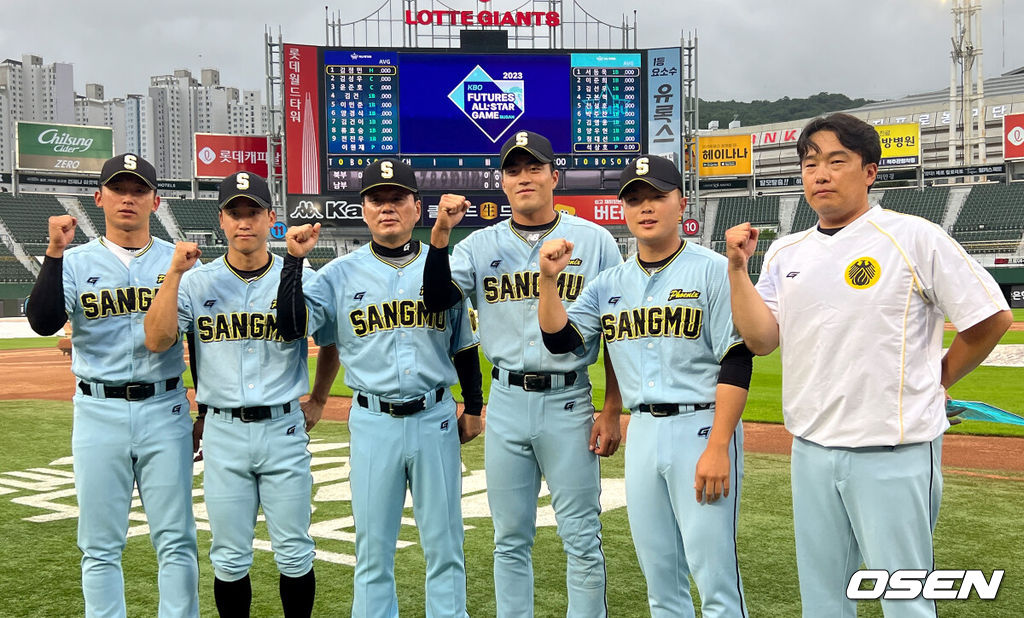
<box><xmin>699</xmin><ymin>92</ymin><xmax>878</xmax><ymax>129</ymax></box>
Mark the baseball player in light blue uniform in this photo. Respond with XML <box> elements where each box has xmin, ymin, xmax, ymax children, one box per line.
<box><xmin>146</xmin><ymin>172</ymin><xmax>338</xmax><ymax>618</ymax></box>
<box><xmin>424</xmin><ymin>131</ymin><xmax>623</xmax><ymax>617</ymax></box>
<box><xmin>26</xmin><ymin>154</ymin><xmax>199</xmax><ymax>618</ymax></box>
<box><xmin>277</xmin><ymin>159</ymin><xmax>483</xmax><ymax>617</ymax></box>
<box><xmin>538</xmin><ymin>155</ymin><xmax>751</xmax><ymax>618</ymax></box>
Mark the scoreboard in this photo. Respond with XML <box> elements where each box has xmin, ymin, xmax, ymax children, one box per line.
<box><xmin>324</xmin><ymin>56</ymin><xmax>399</xmax><ymax>156</ymax></box>
<box><xmin>284</xmin><ymin>44</ymin><xmax>682</xmax><ymax>224</ymax></box>
<box><xmin>569</xmin><ymin>54</ymin><xmax>642</xmax><ymax>154</ymax></box>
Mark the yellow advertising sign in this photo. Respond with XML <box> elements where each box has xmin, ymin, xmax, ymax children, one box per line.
<box><xmin>875</xmin><ymin>123</ymin><xmax>920</xmax><ymax>167</ymax></box>
<box><xmin>698</xmin><ymin>135</ymin><xmax>753</xmax><ymax>177</ymax></box>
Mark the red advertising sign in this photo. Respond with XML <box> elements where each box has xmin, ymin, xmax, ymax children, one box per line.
<box><xmin>284</xmin><ymin>44</ymin><xmax>321</xmax><ymax>194</ymax></box>
<box><xmin>1003</xmin><ymin>113</ymin><xmax>1024</xmax><ymax>161</ymax></box>
<box><xmin>553</xmin><ymin>195</ymin><xmax>626</xmax><ymax>226</ymax></box>
<box><xmin>194</xmin><ymin>134</ymin><xmax>280</xmax><ymax>178</ymax></box>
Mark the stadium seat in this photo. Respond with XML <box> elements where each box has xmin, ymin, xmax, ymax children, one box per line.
<box><xmin>952</xmin><ymin>183</ymin><xmax>1024</xmax><ymax>253</ymax></box>
<box><xmin>0</xmin><ymin>194</ymin><xmax>89</xmax><ymax>252</ymax></box>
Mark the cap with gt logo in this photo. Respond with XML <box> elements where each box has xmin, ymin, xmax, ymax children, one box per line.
<box><xmin>499</xmin><ymin>130</ymin><xmax>555</xmax><ymax>168</ymax></box>
<box><xmin>618</xmin><ymin>155</ymin><xmax>683</xmax><ymax>198</ymax></box>
<box><xmin>99</xmin><ymin>153</ymin><xmax>158</xmax><ymax>189</ymax></box>
<box><xmin>360</xmin><ymin>158</ymin><xmax>419</xmax><ymax>195</ymax></box>
<box><xmin>218</xmin><ymin>172</ymin><xmax>272</xmax><ymax>209</ymax></box>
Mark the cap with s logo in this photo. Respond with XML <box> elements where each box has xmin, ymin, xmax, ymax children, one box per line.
<box><xmin>218</xmin><ymin>171</ymin><xmax>272</xmax><ymax>209</ymax></box>
<box><xmin>618</xmin><ymin>154</ymin><xmax>683</xmax><ymax>198</ymax></box>
<box><xmin>360</xmin><ymin>158</ymin><xmax>418</xmax><ymax>195</ymax></box>
<box><xmin>499</xmin><ymin>130</ymin><xmax>555</xmax><ymax>169</ymax></box>
<box><xmin>99</xmin><ymin>153</ymin><xmax>158</xmax><ymax>189</ymax></box>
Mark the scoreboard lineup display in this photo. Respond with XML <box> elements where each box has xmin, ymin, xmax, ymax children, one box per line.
<box><xmin>318</xmin><ymin>48</ymin><xmax>676</xmax><ymax>194</ymax></box>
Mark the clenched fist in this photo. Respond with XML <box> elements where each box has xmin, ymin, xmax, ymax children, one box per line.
<box><xmin>47</xmin><ymin>215</ymin><xmax>78</xmax><ymax>257</ymax></box>
<box><xmin>170</xmin><ymin>242</ymin><xmax>202</xmax><ymax>274</ymax></box>
<box><xmin>286</xmin><ymin>223</ymin><xmax>321</xmax><ymax>258</ymax></box>
<box><xmin>724</xmin><ymin>223</ymin><xmax>759</xmax><ymax>271</ymax></box>
<box><xmin>435</xmin><ymin>194</ymin><xmax>471</xmax><ymax>232</ymax></box>
<box><xmin>539</xmin><ymin>238</ymin><xmax>574</xmax><ymax>279</ymax></box>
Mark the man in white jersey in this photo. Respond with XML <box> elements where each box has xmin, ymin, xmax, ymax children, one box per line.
<box><xmin>725</xmin><ymin>113</ymin><xmax>1012</xmax><ymax>617</ymax></box>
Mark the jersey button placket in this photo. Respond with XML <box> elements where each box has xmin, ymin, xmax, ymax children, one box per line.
<box><xmin>394</xmin><ymin>278</ymin><xmax>414</xmax><ymax>393</ymax></box>
<box><xmin>128</xmin><ymin>262</ymin><xmax>145</xmax><ymax>371</ymax></box>
<box><xmin>242</xmin><ymin>287</ymin><xmax>259</xmax><ymax>405</ymax></box>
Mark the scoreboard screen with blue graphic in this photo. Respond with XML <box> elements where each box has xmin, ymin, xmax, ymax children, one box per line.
<box><xmin>315</xmin><ymin>47</ymin><xmax>680</xmax><ymax>193</ymax></box>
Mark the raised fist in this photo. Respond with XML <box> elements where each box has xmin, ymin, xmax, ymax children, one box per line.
<box><xmin>435</xmin><ymin>194</ymin><xmax>471</xmax><ymax>232</ymax></box>
<box><xmin>170</xmin><ymin>242</ymin><xmax>202</xmax><ymax>274</ymax></box>
<box><xmin>724</xmin><ymin>223</ymin><xmax>760</xmax><ymax>271</ymax></box>
<box><xmin>286</xmin><ymin>223</ymin><xmax>321</xmax><ymax>258</ymax></box>
<box><xmin>539</xmin><ymin>238</ymin><xmax>574</xmax><ymax>279</ymax></box>
<box><xmin>47</xmin><ymin>215</ymin><xmax>78</xmax><ymax>256</ymax></box>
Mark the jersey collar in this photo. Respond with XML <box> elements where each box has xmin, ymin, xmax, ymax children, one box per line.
<box><xmin>633</xmin><ymin>240</ymin><xmax>687</xmax><ymax>276</ymax></box>
<box><xmin>369</xmin><ymin>240</ymin><xmax>421</xmax><ymax>269</ymax></box>
<box><xmin>99</xmin><ymin>236</ymin><xmax>155</xmax><ymax>257</ymax></box>
<box><xmin>225</xmin><ymin>253</ymin><xmax>276</xmax><ymax>283</ymax></box>
<box><xmin>508</xmin><ymin>211</ymin><xmax>561</xmax><ymax>245</ymax></box>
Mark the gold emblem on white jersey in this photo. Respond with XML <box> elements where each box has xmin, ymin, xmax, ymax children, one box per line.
<box><xmin>845</xmin><ymin>257</ymin><xmax>881</xmax><ymax>289</ymax></box>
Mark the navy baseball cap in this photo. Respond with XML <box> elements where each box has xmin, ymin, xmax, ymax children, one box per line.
<box><xmin>360</xmin><ymin>159</ymin><xmax>418</xmax><ymax>195</ymax></box>
<box><xmin>618</xmin><ymin>155</ymin><xmax>683</xmax><ymax>198</ymax></box>
<box><xmin>218</xmin><ymin>172</ymin><xmax>272</xmax><ymax>209</ymax></box>
<box><xmin>99</xmin><ymin>153</ymin><xmax>157</xmax><ymax>189</ymax></box>
<box><xmin>499</xmin><ymin>130</ymin><xmax>554</xmax><ymax>168</ymax></box>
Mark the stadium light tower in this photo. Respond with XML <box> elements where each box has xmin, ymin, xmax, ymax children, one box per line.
<box><xmin>949</xmin><ymin>0</ymin><xmax>986</xmax><ymax>166</ymax></box>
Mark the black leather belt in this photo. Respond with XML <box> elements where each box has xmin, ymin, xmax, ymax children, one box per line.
<box><xmin>356</xmin><ymin>388</ymin><xmax>445</xmax><ymax>417</ymax></box>
<box><xmin>200</xmin><ymin>402</ymin><xmax>292</xmax><ymax>423</ymax></box>
<box><xmin>78</xmin><ymin>378</ymin><xmax>179</xmax><ymax>401</ymax></box>
<box><xmin>493</xmin><ymin>367</ymin><xmax>578</xmax><ymax>392</ymax></box>
<box><xmin>637</xmin><ymin>402</ymin><xmax>713</xmax><ymax>417</ymax></box>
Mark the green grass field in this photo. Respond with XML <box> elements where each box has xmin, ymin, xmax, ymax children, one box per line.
<box><xmin>0</xmin><ymin>336</ymin><xmax>60</xmax><ymax>350</ymax></box>
<box><xmin>0</xmin><ymin>401</ymin><xmax>1019</xmax><ymax>616</ymax></box>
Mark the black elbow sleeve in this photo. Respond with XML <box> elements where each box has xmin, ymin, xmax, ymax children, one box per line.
<box><xmin>718</xmin><ymin>344</ymin><xmax>754</xmax><ymax>390</ymax></box>
<box><xmin>26</xmin><ymin>255</ymin><xmax>69</xmax><ymax>335</ymax></box>
<box><xmin>277</xmin><ymin>255</ymin><xmax>307</xmax><ymax>341</ymax></box>
<box><xmin>453</xmin><ymin>346</ymin><xmax>483</xmax><ymax>416</ymax></box>
<box><xmin>542</xmin><ymin>321</ymin><xmax>585</xmax><ymax>355</ymax></box>
<box><xmin>423</xmin><ymin>245</ymin><xmax>462</xmax><ymax>311</ymax></box>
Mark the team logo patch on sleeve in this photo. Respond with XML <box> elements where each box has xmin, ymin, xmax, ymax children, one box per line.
<box><xmin>845</xmin><ymin>257</ymin><xmax>881</xmax><ymax>289</ymax></box>
<box><xmin>668</xmin><ymin>289</ymin><xmax>700</xmax><ymax>301</ymax></box>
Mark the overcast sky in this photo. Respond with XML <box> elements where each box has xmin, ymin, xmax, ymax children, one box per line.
<box><xmin>3</xmin><ymin>0</ymin><xmax>1023</xmax><ymax>103</ymax></box>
